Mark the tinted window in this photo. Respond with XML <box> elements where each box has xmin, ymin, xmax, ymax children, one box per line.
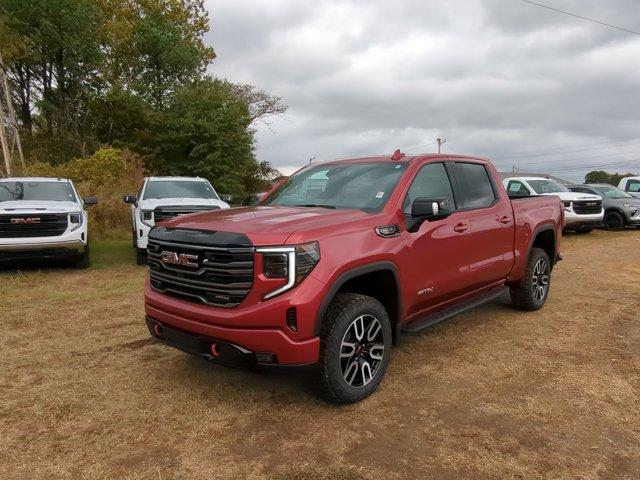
<box><xmin>507</xmin><ymin>180</ymin><xmax>530</xmax><ymax>196</ymax></box>
<box><xmin>143</xmin><ymin>181</ymin><xmax>218</xmax><ymax>200</ymax></box>
<box><xmin>403</xmin><ymin>163</ymin><xmax>455</xmax><ymax>213</ymax></box>
<box><xmin>626</xmin><ymin>180</ymin><xmax>640</xmax><ymax>192</ymax></box>
<box><xmin>569</xmin><ymin>186</ymin><xmax>595</xmax><ymax>195</ymax></box>
<box><xmin>452</xmin><ymin>162</ymin><xmax>496</xmax><ymax>209</ymax></box>
<box><xmin>0</xmin><ymin>181</ymin><xmax>77</xmax><ymax>202</ymax></box>
<box><xmin>264</xmin><ymin>162</ymin><xmax>408</xmax><ymax>211</ymax></box>
<box><xmin>593</xmin><ymin>185</ymin><xmax>632</xmax><ymax>199</ymax></box>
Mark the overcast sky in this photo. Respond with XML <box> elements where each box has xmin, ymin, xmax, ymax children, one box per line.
<box><xmin>204</xmin><ymin>0</ymin><xmax>640</xmax><ymax>182</ymax></box>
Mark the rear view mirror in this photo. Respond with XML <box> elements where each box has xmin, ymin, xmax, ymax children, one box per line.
<box><xmin>411</xmin><ymin>197</ymin><xmax>451</xmax><ymax>218</ymax></box>
<box><xmin>83</xmin><ymin>196</ymin><xmax>98</xmax><ymax>207</ymax></box>
<box><xmin>407</xmin><ymin>197</ymin><xmax>451</xmax><ymax>232</ymax></box>
<box><xmin>123</xmin><ymin>194</ymin><xmax>137</xmax><ymax>204</ymax></box>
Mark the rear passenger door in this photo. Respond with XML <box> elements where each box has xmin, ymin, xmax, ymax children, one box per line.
<box><xmin>448</xmin><ymin>161</ymin><xmax>515</xmax><ymax>291</ymax></box>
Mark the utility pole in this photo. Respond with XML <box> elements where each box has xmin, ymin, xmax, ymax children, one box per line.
<box><xmin>0</xmin><ymin>51</ymin><xmax>25</xmax><ymax>176</ymax></box>
<box><xmin>436</xmin><ymin>137</ymin><xmax>446</xmax><ymax>154</ymax></box>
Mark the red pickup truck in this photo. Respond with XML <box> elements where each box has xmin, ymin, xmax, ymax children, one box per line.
<box><xmin>144</xmin><ymin>153</ymin><xmax>563</xmax><ymax>403</ymax></box>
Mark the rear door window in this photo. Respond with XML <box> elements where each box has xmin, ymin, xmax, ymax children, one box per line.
<box><xmin>451</xmin><ymin>162</ymin><xmax>497</xmax><ymax>209</ymax></box>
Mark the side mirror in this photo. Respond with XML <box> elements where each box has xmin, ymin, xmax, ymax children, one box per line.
<box><xmin>123</xmin><ymin>194</ymin><xmax>137</xmax><ymax>204</ymax></box>
<box><xmin>407</xmin><ymin>197</ymin><xmax>451</xmax><ymax>232</ymax></box>
<box><xmin>83</xmin><ymin>196</ymin><xmax>98</xmax><ymax>207</ymax></box>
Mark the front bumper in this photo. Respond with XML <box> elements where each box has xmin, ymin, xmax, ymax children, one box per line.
<box><xmin>624</xmin><ymin>211</ymin><xmax>640</xmax><ymax>225</ymax></box>
<box><xmin>144</xmin><ymin>278</ymin><xmax>323</xmax><ymax>365</ymax></box>
<box><xmin>0</xmin><ymin>239</ymin><xmax>86</xmax><ymax>261</ymax></box>
<box><xmin>564</xmin><ymin>210</ymin><xmax>603</xmax><ymax>227</ymax></box>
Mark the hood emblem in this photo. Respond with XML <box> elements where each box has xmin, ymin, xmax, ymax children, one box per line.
<box><xmin>11</xmin><ymin>217</ymin><xmax>40</xmax><ymax>224</ymax></box>
<box><xmin>160</xmin><ymin>251</ymin><xmax>199</xmax><ymax>268</ymax></box>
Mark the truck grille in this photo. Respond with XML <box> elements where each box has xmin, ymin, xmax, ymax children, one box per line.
<box><xmin>153</xmin><ymin>206</ymin><xmax>220</xmax><ymax>223</ymax></box>
<box><xmin>573</xmin><ymin>200</ymin><xmax>602</xmax><ymax>215</ymax></box>
<box><xmin>147</xmin><ymin>227</ymin><xmax>254</xmax><ymax>308</ymax></box>
<box><xmin>0</xmin><ymin>213</ymin><xmax>68</xmax><ymax>238</ymax></box>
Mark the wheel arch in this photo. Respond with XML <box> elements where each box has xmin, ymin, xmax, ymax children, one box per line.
<box><xmin>315</xmin><ymin>262</ymin><xmax>403</xmax><ymax>344</ymax></box>
<box><xmin>529</xmin><ymin>224</ymin><xmax>557</xmax><ymax>271</ymax></box>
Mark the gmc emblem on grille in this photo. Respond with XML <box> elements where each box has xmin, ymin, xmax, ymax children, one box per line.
<box><xmin>585</xmin><ymin>202</ymin><xmax>597</xmax><ymax>207</ymax></box>
<box><xmin>10</xmin><ymin>217</ymin><xmax>40</xmax><ymax>224</ymax></box>
<box><xmin>160</xmin><ymin>251</ymin><xmax>199</xmax><ymax>267</ymax></box>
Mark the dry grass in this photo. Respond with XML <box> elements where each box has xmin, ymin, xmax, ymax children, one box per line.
<box><xmin>1</xmin><ymin>231</ymin><xmax>639</xmax><ymax>479</ymax></box>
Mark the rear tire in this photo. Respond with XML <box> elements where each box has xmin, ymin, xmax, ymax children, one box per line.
<box><xmin>136</xmin><ymin>247</ymin><xmax>147</xmax><ymax>265</ymax></box>
<box><xmin>75</xmin><ymin>244</ymin><xmax>90</xmax><ymax>269</ymax></box>
<box><xmin>604</xmin><ymin>211</ymin><xmax>625</xmax><ymax>230</ymax></box>
<box><xmin>315</xmin><ymin>293</ymin><xmax>392</xmax><ymax>404</ymax></box>
<box><xmin>510</xmin><ymin>247</ymin><xmax>551</xmax><ymax>311</ymax></box>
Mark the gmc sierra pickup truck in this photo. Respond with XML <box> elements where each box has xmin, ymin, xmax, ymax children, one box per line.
<box><xmin>0</xmin><ymin>177</ymin><xmax>97</xmax><ymax>268</ymax></box>
<box><xmin>144</xmin><ymin>153</ymin><xmax>563</xmax><ymax>403</ymax></box>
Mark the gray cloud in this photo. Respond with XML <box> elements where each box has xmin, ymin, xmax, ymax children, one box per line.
<box><xmin>205</xmin><ymin>0</ymin><xmax>640</xmax><ymax>181</ymax></box>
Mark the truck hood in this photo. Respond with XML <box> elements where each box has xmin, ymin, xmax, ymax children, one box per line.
<box><xmin>0</xmin><ymin>200</ymin><xmax>80</xmax><ymax>214</ymax></box>
<box><xmin>539</xmin><ymin>192</ymin><xmax>601</xmax><ymax>202</ymax></box>
<box><xmin>138</xmin><ymin>197</ymin><xmax>229</xmax><ymax>210</ymax></box>
<box><xmin>162</xmin><ymin>206</ymin><xmax>371</xmax><ymax>245</ymax></box>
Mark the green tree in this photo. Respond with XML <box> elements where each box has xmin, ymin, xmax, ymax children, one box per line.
<box><xmin>585</xmin><ymin>170</ymin><xmax>637</xmax><ymax>186</ymax></box>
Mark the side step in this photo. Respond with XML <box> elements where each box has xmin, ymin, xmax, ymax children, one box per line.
<box><xmin>402</xmin><ymin>286</ymin><xmax>508</xmax><ymax>334</ymax></box>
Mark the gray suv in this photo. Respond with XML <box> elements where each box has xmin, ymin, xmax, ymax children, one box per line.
<box><xmin>568</xmin><ymin>183</ymin><xmax>640</xmax><ymax>230</ymax></box>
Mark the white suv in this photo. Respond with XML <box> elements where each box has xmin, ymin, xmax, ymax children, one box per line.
<box><xmin>0</xmin><ymin>177</ymin><xmax>97</xmax><ymax>268</ymax></box>
<box><xmin>124</xmin><ymin>176</ymin><xmax>230</xmax><ymax>264</ymax></box>
<box><xmin>503</xmin><ymin>177</ymin><xmax>604</xmax><ymax>232</ymax></box>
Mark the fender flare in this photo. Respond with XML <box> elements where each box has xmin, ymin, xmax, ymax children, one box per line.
<box><xmin>528</xmin><ymin>223</ymin><xmax>557</xmax><ymax>266</ymax></box>
<box><xmin>314</xmin><ymin>261</ymin><xmax>403</xmax><ymax>340</ymax></box>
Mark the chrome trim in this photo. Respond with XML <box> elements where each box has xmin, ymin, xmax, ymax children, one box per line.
<box><xmin>0</xmin><ymin>239</ymin><xmax>85</xmax><ymax>251</ymax></box>
<box><xmin>256</xmin><ymin>246</ymin><xmax>296</xmax><ymax>299</ymax></box>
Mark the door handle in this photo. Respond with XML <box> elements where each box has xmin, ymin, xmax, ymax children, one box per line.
<box><xmin>453</xmin><ymin>223</ymin><xmax>469</xmax><ymax>233</ymax></box>
<box><xmin>499</xmin><ymin>215</ymin><xmax>512</xmax><ymax>224</ymax></box>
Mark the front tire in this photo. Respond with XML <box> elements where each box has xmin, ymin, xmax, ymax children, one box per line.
<box><xmin>136</xmin><ymin>247</ymin><xmax>147</xmax><ymax>265</ymax></box>
<box><xmin>316</xmin><ymin>293</ymin><xmax>392</xmax><ymax>404</ymax></box>
<box><xmin>604</xmin><ymin>211</ymin><xmax>625</xmax><ymax>230</ymax></box>
<box><xmin>510</xmin><ymin>247</ymin><xmax>551</xmax><ymax>311</ymax></box>
<box><xmin>75</xmin><ymin>244</ymin><xmax>90</xmax><ymax>269</ymax></box>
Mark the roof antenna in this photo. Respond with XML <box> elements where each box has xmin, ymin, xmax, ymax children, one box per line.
<box><xmin>391</xmin><ymin>149</ymin><xmax>405</xmax><ymax>161</ymax></box>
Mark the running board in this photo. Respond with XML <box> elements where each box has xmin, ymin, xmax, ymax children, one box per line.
<box><xmin>402</xmin><ymin>286</ymin><xmax>508</xmax><ymax>334</ymax></box>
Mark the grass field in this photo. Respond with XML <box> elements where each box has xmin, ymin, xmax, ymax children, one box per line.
<box><xmin>1</xmin><ymin>232</ymin><xmax>640</xmax><ymax>479</ymax></box>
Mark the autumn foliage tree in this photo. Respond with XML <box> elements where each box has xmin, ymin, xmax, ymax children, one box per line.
<box><xmin>0</xmin><ymin>0</ymin><xmax>286</xmax><ymax>192</ymax></box>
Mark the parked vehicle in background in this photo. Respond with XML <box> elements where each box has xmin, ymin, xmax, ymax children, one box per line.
<box><xmin>124</xmin><ymin>177</ymin><xmax>230</xmax><ymax>265</ymax></box>
<box><xmin>503</xmin><ymin>176</ymin><xmax>603</xmax><ymax>233</ymax></box>
<box><xmin>0</xmin><ymin>177</ymin><xmax>97</xmax><ymax>268</ymax></box>
<box><xmin>568</xmin><ymin>184</ymin><xmax>640</xmax><ymax>230</ymax></box>
<box><xmin>143</xmin><ymin>153</ymin><xmax>563</xmax><ymax>403</ymax></box>
<box><xmin>618</xmin><ymin>176</ymin><xmax>640</xmax><ymax>198</ymax></box>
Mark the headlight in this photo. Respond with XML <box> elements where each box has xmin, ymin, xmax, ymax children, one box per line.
<box><xmin>563</xmin><ymin>201</ymin><xmax>572</xmax><ymax>210</ymax></box>
<box><xmin>257</xmin><ymin>242</ymin><xmax>320</xmax><ymax>299</ymax></box>
<box><xmin>139</xmin><ymin>209</ymin><xmax>154</xmax><ymax>227</ymax></box>
<box><xmin>623</xmin><ymin>203</ymin><xmax>633</xmax><ymax>208</ymax></box>
<box><xmin>69</xmin><ymin>212</ymin><xmax>83</xmax><ymax>231</ymax></box>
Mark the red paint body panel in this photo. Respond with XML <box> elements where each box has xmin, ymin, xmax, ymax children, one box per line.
<box><xmin>144</xmin><ymin>154</ymin><xmax>563</xmax><ymax>364</ymax></box>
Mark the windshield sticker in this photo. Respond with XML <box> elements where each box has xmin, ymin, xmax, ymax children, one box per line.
<box><xmin>376</xmin><ymin>191</ymin><xmax>385</xmax><ymax>199</ymax></box>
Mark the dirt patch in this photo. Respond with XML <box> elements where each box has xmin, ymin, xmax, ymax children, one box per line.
<box><xmin>1</xmin><ymin>230</ymin><xmax>639</xmax><ymax>479</ymax></box>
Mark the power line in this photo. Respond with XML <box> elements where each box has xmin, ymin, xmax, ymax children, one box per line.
<box><xmin>515</xmin><ymin>0</ymin><xmax>640</xmax><ymax>36</ymax></box>
<box><xmin>492</xmin><ymin>139</ymin><xmax>640</xmax><ymax>160</ymax></box>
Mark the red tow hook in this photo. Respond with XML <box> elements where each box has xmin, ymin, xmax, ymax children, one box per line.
<box><xmin>153</xmin><ymin>323</ymin><xmax>163</xmax><ymax>337</ymax></box>
<box><xmin>210</xmin><ymin>343</ymin><xmax>221</xmax><ymax>357</ymax></box>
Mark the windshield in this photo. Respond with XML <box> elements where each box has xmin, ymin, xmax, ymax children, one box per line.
<box><xmin>263</xmin><ymin>161</ymin><xmax>408</xmax><ymax>211</ymax></box>
<box><xmin>0</xmin><ymin>181</ymin><xmax>77</xmax><ymax>202</ymax></box>
<box><xmin>594</xmin><ymin>185</ymin><xmax>633</xmax><ymax>199</ymax></box>
<box><xmin>527</xmin><ymin>179</ymin><xmax>568</xmax><ymax>194</ymax></box>
<box><xmin>143</xmin><ymin>180</ymin><xmax>218</xmax><ymax>200</ymax></box>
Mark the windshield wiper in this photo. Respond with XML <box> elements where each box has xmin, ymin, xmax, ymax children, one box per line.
<box><xmin>293</xmin><ymin>203</ymin><xmax>336</xmax><ymax>209</ymax></box>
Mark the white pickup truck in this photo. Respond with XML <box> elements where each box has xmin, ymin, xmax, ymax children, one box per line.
<box><xmin>618</xmin><ymin>176</ymin><xmax>640</xmax><ymax>198</ymax></box>
<box><xmin>124</xmin><ymin>176</ymin><xmax>230</xmax><ymax>264</ymax></box>
<box><xmin>503</xmin><ymin>176</ymin><xmax>604</xmax><ymax>233</ymax></box>
<box><xmin>0</xmin><ymin>177</ymin><xmax>97</xmax><ymax>267</ymax></box>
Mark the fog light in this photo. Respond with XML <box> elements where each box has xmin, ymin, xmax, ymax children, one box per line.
<box><xmin>256</xmin><ymin>352</ymin><xmax>277</xmax><ymax>364</ymax></box>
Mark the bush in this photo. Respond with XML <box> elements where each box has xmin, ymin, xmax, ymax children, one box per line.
<box><xmin>29</xmin><ymin>147</ymin><xmax>145</xmax><ymax>240</ymax></box>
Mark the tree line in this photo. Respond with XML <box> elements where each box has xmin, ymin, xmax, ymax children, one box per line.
<box><xmin>0</xmin><ymin>0</ymin><xmax>286</xmax><ymax>193</ymax></box>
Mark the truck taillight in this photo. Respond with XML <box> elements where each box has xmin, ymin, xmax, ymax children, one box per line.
<box><xmin>257</xmin><ymin>242</ymin><xmax>320</xmax><ymax>299</ymax></box>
